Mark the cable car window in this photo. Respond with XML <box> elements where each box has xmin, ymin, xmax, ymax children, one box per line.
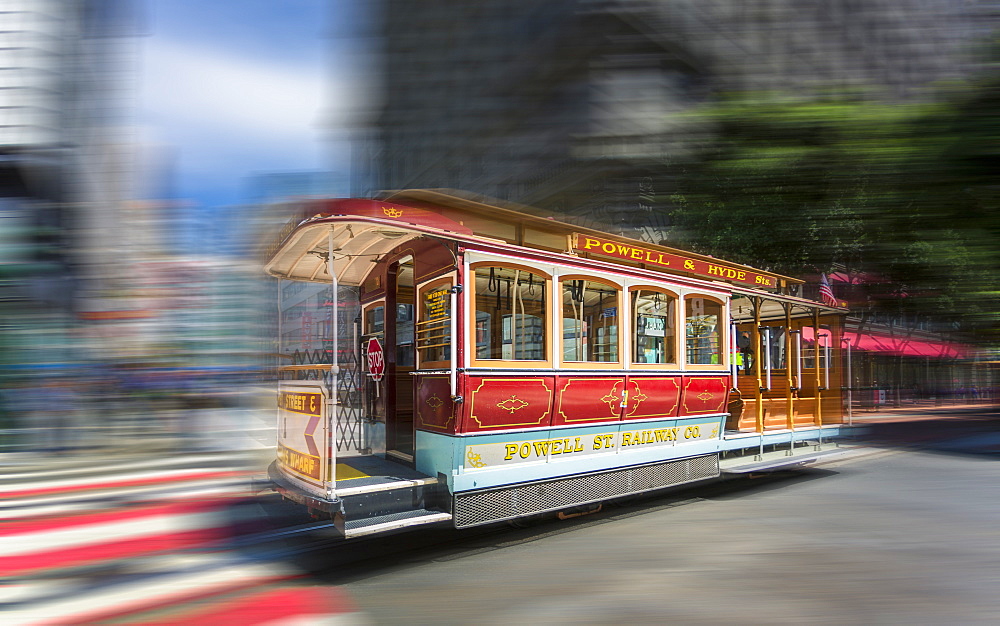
<box><xmin>474</xmin><ymin>266</ymin><xmax>547</xmax><ymax>361</ymax></box>
<box><xmin>562</xmin><ymin>279</ymin><xmax>620</xmax><ymax>363</ymax></box>
<box><xmin>685</xmin><ymin>296</ymin><xmax>722</xmax><ymax>365</ymax></box>
<box><xmin>365</xmin><ymin>305</ymin><xmax>384</xmax><ymax>337</ymax></box>
<box><xmin>632</xmin><ymin>289</ymin><xmax>676</xmax><ymax>365</ymax></box>
<box><xmin>416</xmin><ymin>279</ymin><xmax>452</xmax><ymax>365</ymax></box>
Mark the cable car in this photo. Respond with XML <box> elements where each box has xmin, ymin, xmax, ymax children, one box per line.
<box><xmin>262</xmin><ymin>190</ymin><xmax>852</xmax><ymax>537</ymax></box>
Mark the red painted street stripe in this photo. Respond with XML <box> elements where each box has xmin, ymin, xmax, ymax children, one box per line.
<box><xmin>1</xmin><ymin>497</ymin><xmax>232</xmax><ymax>535</ymax></box>
<box><xmin>0</xmin><ymin>470</ymin><xmax>248</xmax><ymax>500</ymax></box>
<box><xmin>0</xmin><ymin>527</ymin><xmax>228</xmax><ymax>577</ymax></box>
<box><xmin>55</xmin><ymin>574</ymin><xmax>301</xmax><ymax>626</ymax></box>
<box><xmin>139</xmin><ymin>586</ymin><xmax>359</xmax><ymax>625</ymax></box>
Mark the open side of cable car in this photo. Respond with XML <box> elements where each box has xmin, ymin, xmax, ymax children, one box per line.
<box><xmin>262</xmin><ymin>190</ymin><xmax>855</xmax><ymax>538</ymax></box>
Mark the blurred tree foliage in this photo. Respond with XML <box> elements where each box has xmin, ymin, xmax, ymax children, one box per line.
<box><xmin>667</xmin><ymin>49</ymin><xmax>999</xmax><ymax>339</ymax></box>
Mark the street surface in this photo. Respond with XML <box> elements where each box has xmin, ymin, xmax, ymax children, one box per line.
<box><xmin>320</xmin><ymin>408</ymin><xmax>1000</xmax><ymax>624</ymax></box>
<box><xmin>4</xmin><ymin>405</ymin><xmax>996</xmax><ymax>624</ymax></box>
<box><xmin>0</xmin><ymin>453</ymin><xmax>361</xmax><ymax>625</ymax></box>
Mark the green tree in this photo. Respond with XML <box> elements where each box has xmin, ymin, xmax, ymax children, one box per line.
<box><xmin>667</xmin><ymin>69</ymin><xmax>999</xmax><ymax>340</ymax></box>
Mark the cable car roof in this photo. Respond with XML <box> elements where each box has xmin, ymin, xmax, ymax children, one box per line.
<box><xmin>261</xmin><ymin>190</ymin><xmax>840</xmax><ymax>311</ymax></box>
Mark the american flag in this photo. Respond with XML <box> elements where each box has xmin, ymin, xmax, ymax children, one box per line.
<box><xmin>819</xmin><ymin>273</ymin><xmax>838</xmax><ymax>306</ymax></box>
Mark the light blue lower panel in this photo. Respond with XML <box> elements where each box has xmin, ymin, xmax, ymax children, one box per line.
<box><xmin>415</xmin><ymin>429</ymin><xmax>464</xmax><ymax>490</ymax></box>
<box><xmin>436</xmin><ymin>415</ymin><xmax>728</xmax><ymax>492</ymax></box>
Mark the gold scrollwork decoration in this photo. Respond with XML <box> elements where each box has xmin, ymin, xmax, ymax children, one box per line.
<box><xmin>497</xmin><ymin>395</ymin><xmax>528</xmax><ymax>413</ymax></box>
<box><xmin>426</xmin><ymin>394</ymin><xmax>444</xmax><ymax>409</ymax></box>
<box><xmin>466</xmin><ymin>448</ymin><xmax>487</xmax><ymax>468</ymax></box>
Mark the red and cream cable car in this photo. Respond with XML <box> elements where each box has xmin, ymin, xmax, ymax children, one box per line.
<box><xmin>262</xmin><ymin>190</ymin><xmax>852</xmax><ymax>537</ymax></box>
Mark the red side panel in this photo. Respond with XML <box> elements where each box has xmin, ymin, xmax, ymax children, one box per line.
<box><xmin>625</xmin><ymin>376</ymin><xmax>682</xmax><ymax>420</ymax></box>
<box><xmin>414</xmin><ymin>375</ymin><xmax>458</xmax><ymax>434</ymax></box>
<box><xmin>552</xmin><ymin>376</ymin><xmax>625</xmax><ymax>426</ymax></box>
<box><xmin>680</xmin><ymin>376</ymin><xmax>730</xmax><ymax>415</ymax></box>
<box><xmin>463</xmin><ymin>376</ymin><xmax>554</xmax><ymax>432</ymax></box>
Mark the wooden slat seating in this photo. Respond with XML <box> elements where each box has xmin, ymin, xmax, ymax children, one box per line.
<box><xmin>732</xmin><ymin>374</ymin><xmax>839</xmax><ymax>432</ymax></box>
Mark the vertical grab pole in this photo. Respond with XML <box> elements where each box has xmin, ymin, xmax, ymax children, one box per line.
<box><xmin>449</xmin><ymin>284</ymin><xmax>459</xmax><ymax>401</ymax></box>
<box><xmin>762</xmin><ymin>326</ymin><xmax>772</xmax><ymax>391</ymax></box>
<box><xmin>752</xmin><ymin>298</ymin><xmax>764</xmax><ymax>459</ymax></box>
<box><xmin>846</xmin><ymin>340</ymin><xmax>853</xmax><ymax>426</ymax></box>
<box><xmin>795</xmin><ymin>331</ymin><xmax>803</xmax><ymax>392</ymax></box>
<box><xmin>327</xmin><ymin>229</ymin><xmax>339</xmax><ymax>500</ymax></box>
<box><xmin>730</xmin><ymin>321</ymin><xmax>738</xmax><ymax>384</ymax></box>
<box><xmin>783</xmin><ymin>305</ymin><xmax>794</xmax><ymax>455</ymax></box>
<box><xmin>824</xmin><ymin>334</ymin><xmax>831</xmax><ymax>390</ymax></box>
<box><xmin>813</xmin><ymin>309</ymin><xmax>823</xmax><ymax>449</ymax></box>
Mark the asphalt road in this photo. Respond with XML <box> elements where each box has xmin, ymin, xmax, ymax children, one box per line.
<box><xmin>308</xmin><ymin>409</ymin><xmax>1000</xmax><ymax>625</ymax></box>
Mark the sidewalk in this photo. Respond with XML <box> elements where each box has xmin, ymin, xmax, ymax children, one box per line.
<box><xmin>845</xmin><ymin>400</ymin><xmax>998</xmax><ymax>423</ymax></box>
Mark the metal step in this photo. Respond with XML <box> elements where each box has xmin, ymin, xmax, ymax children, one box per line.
<box><xmin>343</xmin><ymin>509</ymin><xmax>453</xmax><ymax>538</ymax></box>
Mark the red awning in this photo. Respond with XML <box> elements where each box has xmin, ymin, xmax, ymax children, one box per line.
<box><xmin>800</xmin><ymin>327</ymin><xmax>968</xmax><ymax>358</ymax></box>
<box><xmin>842</xmin><ymin>331</ymin><xmax>966</xmax><ymax>359</ymax></box>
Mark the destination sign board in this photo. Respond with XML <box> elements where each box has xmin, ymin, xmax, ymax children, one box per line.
<box><xmin>573</xmin><ymin>234</ymin><xmax>779</xmax><ymax>288</ymax></box>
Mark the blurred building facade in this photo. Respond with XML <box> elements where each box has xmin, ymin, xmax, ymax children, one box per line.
<box><xmin>0</xmin><ymin>0</ymin><xmax>142</xmax><ymax>372</ymax></box>
<box><xmin>347</xmin><ymin>0</ymin><xmax>996</xmax><ymax>406</ymax></box>
<box><xmin>354</xmin><ymin>0</ymin><xmax>991</xmax><ymax>243</ymax></box>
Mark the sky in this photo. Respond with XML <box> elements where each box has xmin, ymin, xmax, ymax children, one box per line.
<box><xmin>137</xmin><ymin>1</ymin><xmax>362</xmax><ymax>213</ymax></box>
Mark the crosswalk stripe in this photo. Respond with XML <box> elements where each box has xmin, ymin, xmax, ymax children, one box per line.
<box><xmin>0</xmin><ymin>469</ymin><xmax>247</xmax><ymax>499</ymax></box>
<box><xmin>4</xmin><ymin>561</ymin><xmax>291</xmax><ymax>626</ymax></box>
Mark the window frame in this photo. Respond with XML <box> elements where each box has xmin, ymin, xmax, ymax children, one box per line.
<box><xmin>683</xmin><ymin>294</ymin><xmax>728</xmax><ymax>370</ymax></box>
<box><xmin>415</xmin><ymin>275</ymin><xmax>455</xmax><ymax>370</ymax></box>
<box><xmin>559</xmin><ymin>274</ymin><xmax>624</xmax><ymax>369</ymax></box>
<box><xmin>629</xmin><ymin>285</ymin><xmax>680</xmax><ymax>369</ymax></box>
<box><xmin>362</xmin><ymin>301</ymin><xmax>386</xmax><ymax>340</ymax></box>
<box><xmin>469</xmin><ymin>261</ymin><xmax>553</xmax><ymax>369</ymax></box>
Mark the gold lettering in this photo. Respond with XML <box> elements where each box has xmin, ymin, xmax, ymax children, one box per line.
<box><xmin>504</xmin><ymin>443</ymin><xmax>518</xmax><ymax>460</ymax></box>
<box><xmin>631</xmin><ymin>248</ymin><xmax>643</xmax><ymax>260</ymax></box>
<box><xmin>519</xmin><ymin>443</ymin><xmax>531</xmax><ymax>459</ymax></box>
<box><xmin>550</xmin><ymin>440</ymin><xmax>563</xmax><ymax>455</ymax></box>
<box><xmin>621</xmin><ymin>432</ymin><xmax>632</xmax><ymax>446</ymax></box>
<box><xmin>593</xmin><ymin>435</ymin><xmax>603</xmax><ymax>450</ymax></box>
<box><xmin>602</xmin><ymin>242</ymin><xmax>616</xmax><ymax>254</ymax></box>
<box><xmin>573</xmin><ymin>437</ymin><xmax>584</xmax><ymax>452</ymax></box>
<box><xmin>582</xmin><ymin>237</ymin><xmax>601</xmax><ymax>250</ymax></box>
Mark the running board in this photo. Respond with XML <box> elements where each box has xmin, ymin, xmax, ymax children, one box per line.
<box><xmin>343</xmin><ymin>509</ymin><xmax>453</xmax><ymax>538</ymax></box>
<box><xmin>721</xmin><ymin>447</ymin><xmax>862</xmax><ymax>474</ymax></box>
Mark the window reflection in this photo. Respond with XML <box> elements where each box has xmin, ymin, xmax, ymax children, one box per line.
<box><xmin>685</xmin><ymin>297</ymin><xmax>722</xmax><ymax>365</ymax></box>
<box><xmin>563</xmin><ymin>279</ymin><xmax>619</xmax><ymax>362</ymax></box>
<box><xmin>474</xmin><ymin>266</ymin><xmax>546</xmax><ymax>360</ymax></box>
<box><xmin>632</xmin><ymin>289</ymin><xmax>675</xmax><ymax>364</ymax></box>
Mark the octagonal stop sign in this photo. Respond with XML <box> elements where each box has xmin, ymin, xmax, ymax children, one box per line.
<box><xmin>366</xmin><ymin>337</ymin><xmax>385</xmax><ymax>382</ymax></box>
